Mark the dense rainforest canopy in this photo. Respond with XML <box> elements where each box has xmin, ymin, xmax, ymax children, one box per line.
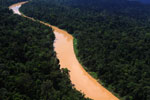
<box><xmin>0</xmin><ymin>0</ymin><xmax>90</xmax><ymax>100</ymax></box>
<box><xmin>20</xmin><ymin>0</ymin><xmax>150</xmax><ymax>100</ymax></box>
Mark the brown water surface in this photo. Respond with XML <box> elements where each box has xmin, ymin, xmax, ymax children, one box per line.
<box><xmin>9</xmin><ymin>2</ymin><xmax>119</xmax><ymax>100</ymax></box>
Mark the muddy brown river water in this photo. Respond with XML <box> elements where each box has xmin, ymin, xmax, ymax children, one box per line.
<box><xmin>9</xmin><ymin>2</ymin><xmax>119</xmax><ymax>100</ymax></box>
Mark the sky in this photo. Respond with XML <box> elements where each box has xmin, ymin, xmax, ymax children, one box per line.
<box><xmin>128</xmin><ymin>0</ymin><xmax>150</xmax><ymax>3</ymax></box>
<box><xmin>140</xmin><ymin>0</ymin><xmax>150</xmax><ymax>3</ymax></box>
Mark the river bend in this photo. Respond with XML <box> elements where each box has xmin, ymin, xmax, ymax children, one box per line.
<box><xmin>9</xmin><ymin>2</ymin><xmax>119</xmax><ymax>100</ymax></box>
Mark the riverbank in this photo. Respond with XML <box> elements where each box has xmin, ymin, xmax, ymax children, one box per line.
<box><xmin>73</xmin><ymin>38</ymin><xmax>124</xmax><ymax>100</ymax></box>
<box><xmin>73</xmin><ymin>38</ymin><xmax>99</xmax><ymax>79</ymax></box>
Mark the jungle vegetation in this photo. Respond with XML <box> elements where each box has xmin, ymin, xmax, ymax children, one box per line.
<box><xmin>0</xmin><ymin>0</ymin><xmax>90</xmax><ymax>100</ymax></box>
<box><xmin>20</xmin><ymin>0</ymin><xmax>150</xmax><ymax>100</ymax></box>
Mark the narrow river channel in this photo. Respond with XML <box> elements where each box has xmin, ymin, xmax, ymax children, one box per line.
<box><xmin>9</xmin><ymin>2</ymin><xmax>119</xmax><ymax>100</ymax></box>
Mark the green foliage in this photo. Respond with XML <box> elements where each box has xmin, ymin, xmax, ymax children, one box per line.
<box><xmin>0</xmin><ymin>1</ymin><xmax>90</xmax><ymax>100</ymax></box>
<box><xmin>20</xmin><ymin>0</ymin><xmax>150</xmax><ymax>100</ymax></box>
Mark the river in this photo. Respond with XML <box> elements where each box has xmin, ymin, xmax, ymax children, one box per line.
<box><xmin>9</xmin><ymin>2</ymin><xmax>119</xmax><ymax>100</ymax></box>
